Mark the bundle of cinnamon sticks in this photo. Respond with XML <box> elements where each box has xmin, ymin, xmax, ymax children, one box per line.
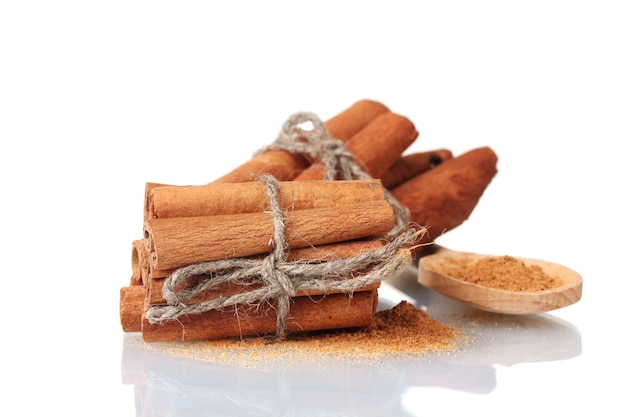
<box><xmin>120</xmin><ymin>99</ymin><xmax>499</xmax><ymax>342</ymax></box>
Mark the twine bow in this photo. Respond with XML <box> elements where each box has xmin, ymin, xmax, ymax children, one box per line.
<box><xmin>260</xmin><ymin>111</ymin><xmax>371</xmax><ymax>181</ymax></box>
<box><xmin>260</xmin><ymin>112</ymin><xmax>410</xmax><ymax>236</ymax></box>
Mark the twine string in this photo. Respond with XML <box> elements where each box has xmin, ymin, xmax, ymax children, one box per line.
<box><xmin>259</xmin><ymin>111</ymin><xmax>409</xmax><ymax>235</ymax></box>
<box><xmin>145</xmin><ymin>112</ymin><xmax>424</xmax><ymax>340</ymax></box>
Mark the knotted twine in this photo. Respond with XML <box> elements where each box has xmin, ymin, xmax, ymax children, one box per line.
<box><xmin>145</xmin><ymin>112</ymin><xmax>426</xmax><ymax>340</ymax></box>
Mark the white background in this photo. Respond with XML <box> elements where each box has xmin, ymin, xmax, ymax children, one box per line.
<box><xmin>1</xmin><ymin>1</ymin><xmax>625</xmax><ymax>416</ymax></box>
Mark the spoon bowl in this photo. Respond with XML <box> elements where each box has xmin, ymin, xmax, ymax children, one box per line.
<box><xmin>417</xmin><ymin>247</ymin><xmax>583</xmax><ymax>314</ymax></box>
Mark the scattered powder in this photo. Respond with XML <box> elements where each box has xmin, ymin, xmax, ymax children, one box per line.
<box><xmin>143</xmin><ymin>301</ymin><xmax>469</xmax><ymax>367</ymax></box>
<box><xmin>305</xmin><ymin>300</ymin><xmax>465</xmax><ymax>355</ymax></box>
<box><xmin>436</xmin><ymin>255</ymin><xmax>562</xmax><ymax>291</ymax></box>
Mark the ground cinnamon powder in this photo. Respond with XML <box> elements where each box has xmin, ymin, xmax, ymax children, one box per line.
<box><xmin>142</xmin><ymin>301</ymin><xmax>468</xmax><ymax>367</ymax></box>
<box><xmin>437</xmin><ymin>255</ymin><xmax>562</xmax><ymax>291</ymax></box>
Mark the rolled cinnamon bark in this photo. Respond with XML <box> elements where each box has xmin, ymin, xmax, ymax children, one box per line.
<box><xmin>121</xmin><ymin>285</ymin><xmax>382</xmax><ymax>334</ymax></box>
<box><xmin>146</xmin><ymin>179</ymin><xmax>385</xmax><ymax>219</ymax></box>
<box><xmin>322</xmin><ymin>99</ymin><xmax>391</xmax><ymax>140</ymax></box>
<box><xmin>130</xmin><ymin>240</ymin><xmax>148</xmax><ymax>286</ymax></box>
<box><xmin>121</xmin><ymin>241</ymin><xmax>408</xmax><ymax>333</ymax></box>
<box><xmin>381</xmin><ymin>149</ymin><xmax>453</xmax><ymax>189</ymax></box>
<box><xmin>144</xmin><ymin>200</ymin><xmax>397</xmax><ymax>271</ymax></box>
<box><xmin>141</xmin><ymin>288</ymin><xmax>379</xmax><ymax>342</ymax></box>
<box><xmin>391</xmin><ymin>146</ymin><xmax>498</xmax><ymax>245</ymax></box>
<box><xmin>120</xmin><ymin>285</ymin><xmax>145</xmax><ymax>333</ymax></box>
<box><xmin>211</xmin><ymin>99</ymin><xmax>390</xmax><ymax>183</ymax></box>
<box><xmin>143</xmin><ymin>182</ymin><xmax>166</xmax><ymax>221</ymax></box>
<box><xmin>146</xmin><ymin>238</ymin><xmax>386</xmax><ymax>305</ymax></box>
<box><xmin>293</xmin><ymin>112</ymin><xmax>419</xmax><ymax>181</ymax></box>
<box><xmin>146</xmin><ymin>238</ymin><xmax>385</xmax><ymax>280</ymax></box>
<box><xmin>147</xmin><ymin>276</ymin><xmax>381</xmax><ymax>306</ymax></box>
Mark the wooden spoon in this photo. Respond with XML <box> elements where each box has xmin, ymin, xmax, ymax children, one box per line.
<box><xmin>417</xmin><ymin>247</ymin><xmax>583</xmax><ymax>314</ymax></box>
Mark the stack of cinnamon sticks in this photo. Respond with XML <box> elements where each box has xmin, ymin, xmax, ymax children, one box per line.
<box><xmin>119</xmin><ymin>99</ymin><xmax>499</xmax><ymax>342</ymax></box>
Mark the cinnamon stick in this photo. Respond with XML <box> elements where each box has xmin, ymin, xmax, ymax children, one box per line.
<box><xmin>322</xmin><ymin>99</ymin><xmax>391</xmax><ymax>140</ymax></box>
<box><xmin>120</xmin><ymin>285</ymin><xmax>145</xmax><ymax>332</ymax></box>
<box><xmin>146</xmin><ymin>238</ymin><xmax>385</xmax><ymax>280</ymax></box>
<box><xmin>120</xmin><ymin>239</ymin><xmax>402</xmax><ymax>333</ymax></box>
<box><xmin>281</xmin><ymin>238</ymin><xmax>384</xmax><ymax>262</ymax></box>
<box><xmin>381</xmin><ymin>149</ymin><xmax>453</xmax><ymax>189</ymax></box>
<box><xmin>146</xmin><ymin>239</ymin><xmax>386</xmax><ymax>305</ymax></box>
<box><xmin>146</xmin><ymin>179</ymin><xmax>385</xmax><ymax>219</ymax></box>
<box><xmin>144</xmin><ymin>200</ymin><xmax>397</xmax><ymax>271</ymax></box>
<box><xmin>141</xmin><ymin>289</ymin><xmax>379</xmax><ymax>342</ymax></box>
<box><xmin>211</xmin><ymin>99</ymin><xmax>390</xmax><ymax>183</ymax></box>
<box><xmin>143</xmin><ymin>182</ymin><xmax>166</xmax><ymax>221</ymax></box>
<box><xmin>120</xmin><ymin>285</ymin><xmax>382</xmax><ymax>335</ymax></box>
<box><xmin>391</xmin><ymin>146</ymin><xmax>498</xmax><ymax>245</ymax></box>
<box><xmin>293</xmin><ymin>112</ymin><xmax>419</xmax><ymax>181</ymax></box>
<box><xmin>147</xmin><ymin>275</ymin><xmax>381</xmax><ymax>306</ymax></box>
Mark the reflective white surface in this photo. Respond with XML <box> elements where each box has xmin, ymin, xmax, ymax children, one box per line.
<box><xmin>2</xmin><ymin>1</ymin><xmax>625</xmax><ymax>416</ymax></box>
<box><xmin>121</xmin><ymin>266</ymin><xmax>586</xmax><ymax>416</ymax></box>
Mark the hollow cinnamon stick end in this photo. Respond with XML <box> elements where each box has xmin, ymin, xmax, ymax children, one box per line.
<box><xmin>130</xmin><ymin>240</ymin><xmax>147</xmax><ymax>286</ymax></box>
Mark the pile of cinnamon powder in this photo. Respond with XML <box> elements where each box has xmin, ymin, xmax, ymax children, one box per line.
<box><xmin>143</xmin><ymin>301</ymin><xmax>468</xmax><ymax>367</ymax></box>
<box><xmin>437</xmin><ymin>255</ymin><xmax>562</xmax><ymax>291</ymax></box>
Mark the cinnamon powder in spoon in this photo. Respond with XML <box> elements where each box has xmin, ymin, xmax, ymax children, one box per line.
<box><xmin>437</xmin><ymin>255</ymin><xmax>562</xmax><ymax>291</ymax></box>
